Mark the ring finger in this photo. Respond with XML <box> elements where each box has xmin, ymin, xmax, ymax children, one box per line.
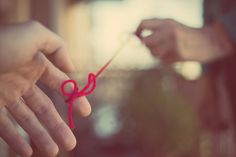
<box><xmin>0</xmin><ymin>108</ymin><xmax>32</xmax><ymax>157</ymax></box>
<box><xmin>6</xmin><ymin>98</ymin><xmax>58</xmax><ymax>157</ymax></box>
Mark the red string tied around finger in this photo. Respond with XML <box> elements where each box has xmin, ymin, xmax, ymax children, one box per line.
<box><xmin>61</xmin><ymin>36</ymin><xmax>132</xmax><ymax>129</ymax></box>
<box><xmin>61</xmin><ymin>73</ymin><xmax>97</xmax><ymax>128</ymax></box>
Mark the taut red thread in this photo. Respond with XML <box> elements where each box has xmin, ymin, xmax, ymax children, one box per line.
<box><xmin>61</xmin><ymin>36</ymin><xmax>131</xmax><ymax>129</ymax></box>
<box><xmin>60</xmin><ymin>59</ymin><xmax>118</xmax><ymax>129</ymax></box>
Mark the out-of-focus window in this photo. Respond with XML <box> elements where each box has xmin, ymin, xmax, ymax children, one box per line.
<box><xmin>89</xmin><ymin>0</ymin><xmax>203</xmax><ymax>70</ymax></box>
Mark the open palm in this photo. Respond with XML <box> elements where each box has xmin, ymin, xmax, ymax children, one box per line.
<box><xmin>0</xmin><ymin>21</ymin><xmax>91</xmax><ymax>157</ymax></box>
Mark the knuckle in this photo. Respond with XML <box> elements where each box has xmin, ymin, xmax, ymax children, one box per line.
<box><xmin>52</xmin><ymin>120</ymin><xmax>65</xmax><ymax>132</ymax></box>
<box><xmin>7</xmin><ymin>98</ymin><xmax>23</xmax><ymax>111</ymax></box>
<box><xmin>164</xmin><ymin>25</ymin><xmax>177</xmax><ymax>38</ymax></box>
<box><xmin>33</xmin><ymin>53</ymin><xmax>47</xmax><ymax>68</ymax></box>
<box><xmin>39</xmin><ymin>53</ymin><xmax>47</xmax><ymax>65</ymax></box>
<box><xmin>18</xmin><ymin>112</ymin><xmax>32</xmax><ymax>124</ymax></box>
<box><xmin>56</xmin><ymin>36</ymin><xmax>66</xmax><ymax>45</ymax></box>
<box><xmin>52</xmin><ymin>35</ymin><xmax>66</xmax><ymax>50</ymax></box>
<box><xmin>37</xmin><ymin>55</ymin><xmax>47</xmax><ymax>75</ymax></box>
<box><xmin>51</xmin><ymin>79</ymin><xmax>61</xmax><ymax>92</ymax></box>
<box><xmin>33</xmin><ymin>129</ymin><xmax>47</xmax><ymax>141</ymax></box>
<box><xmin>27</xmin><ymin>53</ymin><xmax>47</xmax><ymax>81</ymax></box>
<box><xmin>41</xmin><ymin>67</ymin><xmax>62</xmax><ymax>92</ymax></box>
<box><xmin>35</xmin><ymin>104</ymin><xmax>50</xmax><ymax>117</ymax></box>
<box><xmin>24</xmin><ymin>86</ymin><xmax>36</xmax><ymax>100</ymax></box>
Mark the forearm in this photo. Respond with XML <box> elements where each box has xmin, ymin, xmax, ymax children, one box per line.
<box><xmin>177</xmin><ymin>22</ymin><xmax>234</xmax><ymax>63</ymax></box>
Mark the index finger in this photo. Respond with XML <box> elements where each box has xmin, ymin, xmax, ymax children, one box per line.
<box><xmin>39</xmin><ymin>54</ymin><xmax>91</xmax><ymax>117</ymax></box>
<box><xmin>32</xmin><ymin>21</ymin><xmax>75</xmax><ymax>73</ymax></box>
<box><xmin>135</xmin><ymin>18</ymin><xmax>162</xmax><ymax>38</ymax></box>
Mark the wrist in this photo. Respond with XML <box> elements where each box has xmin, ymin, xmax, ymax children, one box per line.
<box><xmin>204</xmin><ymin>22</ymin><xmax>234</xmax><ymax>59</ymax></box>
<box><xmin>177</xmin><ymin>23</ymin><xmax>234</xmax><ymax>63</ymax></box>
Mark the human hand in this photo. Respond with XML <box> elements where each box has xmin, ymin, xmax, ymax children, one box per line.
<box><xmin>0</xmin><ymin>21</ymin><xmax>91</xmax><ymax>157</ymax></box>
<box><xmin>136</xmin><ymin>18</ymin><xmax>233</xmax><ymax>63</ymax></box>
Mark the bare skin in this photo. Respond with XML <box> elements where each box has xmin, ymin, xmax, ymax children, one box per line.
<box><xmin>136</xmin><ymin>18</ymin><xmax>234</xmax><ymax>64</ymax></box>
<box><xmin>0</xmin><ymin>21</ymin><xmax>91</xmax><ymax>157</ymax></box>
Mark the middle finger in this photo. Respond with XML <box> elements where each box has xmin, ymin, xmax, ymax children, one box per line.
<box><xmin>22</xmin><ymin>85</ymin><xmax>76</xmax><ymax>151</ymax></box>
<box><xmin>6</xmin><ymin>97</ymin><xmax>58</xmax><ymax>157</ymax></box>
<box><xmin>39</xmin><ymin>57</ymin><xmax>91</xmax><ymax>117</ymax></box>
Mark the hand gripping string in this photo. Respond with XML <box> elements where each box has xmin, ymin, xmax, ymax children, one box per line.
<box><xmin>61</xmin><ymin>73</ymin><xmax>97</xmax><ymax>128</ymax></box>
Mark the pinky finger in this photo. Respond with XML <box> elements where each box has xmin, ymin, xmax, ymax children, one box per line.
<box><xmin>0</xmin><ymin>109</ymin><xmax>32</xmax><ymax>157</ymax></box>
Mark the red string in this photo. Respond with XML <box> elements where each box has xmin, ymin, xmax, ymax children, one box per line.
<box><xmin>61</xmin><ymin>36</ymin><xmax>131</xmax><ymax>128</ymax></box>
<box><xmin>61</xmin><ymin>73</ymin><xmax>97</xmax><ymax>128</ymax></box>
<box><xmin>61</xmin><ymin>58</ymin><xmax>117</xmax><ymax>128</ymax></box>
